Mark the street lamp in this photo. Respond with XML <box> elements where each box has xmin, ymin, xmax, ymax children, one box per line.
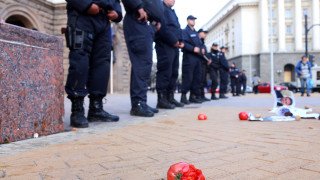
<box><xmin>304</xmin><ymin>14</ymin><xmax>320</xmax><ymax>66</ymax></box>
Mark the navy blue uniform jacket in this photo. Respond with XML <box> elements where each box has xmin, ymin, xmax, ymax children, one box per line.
<box><xmin>155</xmin><ymin>2</ymin><xmax>182</xmax><ymax>46</ymax></box>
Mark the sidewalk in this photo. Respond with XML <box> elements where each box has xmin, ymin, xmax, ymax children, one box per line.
<box><xmin>0</xmin><ymin>93</ymin><xmax>320</xmax><ymax>179</ymax></box>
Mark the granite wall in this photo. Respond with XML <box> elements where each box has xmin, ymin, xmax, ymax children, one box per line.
<box><xmin>0</xmin><ymin>23</ymin><xmax>64</xmax><ymax>144</ymax></box>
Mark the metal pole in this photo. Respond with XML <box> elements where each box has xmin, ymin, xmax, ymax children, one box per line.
<box><xmin>269</xmin><ymin>0</ymin><xmax>274</xmax><ymax>92</ymax></box>
<box><xmin>249</xmin><ymin>54</ymin><xmax>252</xmax><ymax>84</ymax></box>
<box><xmin>110</xmin><ymin>50</ymin><xmax>114</xmax><ymax>94</ymax></box>
<box><xmin>305</xmin><ymin>14</ymin><xmax>308</xmax><ymax>57</ymax></box>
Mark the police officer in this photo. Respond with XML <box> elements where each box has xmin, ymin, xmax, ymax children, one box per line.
<box><xmin>181</xmin><ymin>15</ymin><xmax>204</xmax><ymax>104</ymax></box>
<box><xmin>230</xmin><ymin>62</ymin><xmax>240</xmax><ymax>96</ymax></box>
<box><xmin>155</xmin><ymin>0</ymin><xmax>184</xmax><ymax>109</ymax></box>
<box><xmin>198</xmin><ymin>29</ymin><xmax>211</xmax><ymax>102</ymax></box>
<box><xmin>122</xmin><ymin>0</ymin><xmax>161</xmax><ymax>117</ymax></box>
<box><xmin>218</xmin><ymin>46</ymin><xmax>229</xmax><ymax>99</ymax></box>
<box><xmin>65</xmin><ymin>0</ymin><xmax>122</xmax><ymax>128</ymax></box>
<box><xmin>239</xmin><ymin>70</ymin><xmax>247</xmax><ymax>95</ymax></box>
<box><xmin>208</xmin><ymin>43</ymin><xmax>220</xmax><ymax>100</ymax></box>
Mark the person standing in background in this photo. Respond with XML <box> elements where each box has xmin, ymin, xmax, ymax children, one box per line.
<box><xmin>218</xmin><ymin>46</ymin><xmax>229</xmax><ymax>99</ymax></box>
<box><xmin>252</xmin><ymin>74</ymin><xmax>260</xmax><ymax>94</ymax></box>
<box><xmin>180</xmin><ymin>15</ymin><xmax>204</xmax><ymax>104</ymax></box>
<box><xmin>198</xmin><ymin>28</ymin><xmax>211</xmax><ymax>102</ymax></box>
<box><xmin>296</xmin><ymin>55</ymin><xmax>312</xmax><ymax>97</ymax></box>
<box><xmin>155</xmin><ymin>0</ymin><xmax>184</xmax><ymax>109</ymax></box>
<box><xmin>64</xmin><ymin>0</ymin><xmax>122</xmax><ymax>128</ymax></box>
<box><xmin>240</xmin><ymin>70</ymin><xmax>247</xmax><ymax>95</ymax></box>
<box><xmin>122</xmin><ymin>0</ymin><xmax>161</xmax><ymax>117</ymax></box>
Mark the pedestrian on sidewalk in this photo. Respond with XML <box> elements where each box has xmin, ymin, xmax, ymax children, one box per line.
<box><xmin>252</xmin><ymin>74</ymin><xmax>260</xmax><ymax>94</ymax></box>
<box><xmin>65</xmin><ymin>0</ymin><xmax>122</xmax><ymax>128</ymax></box>
<box><xmin>295</xmin><ymin>55</ymin><xmax>312</xmax><ymax>97</ymax></box>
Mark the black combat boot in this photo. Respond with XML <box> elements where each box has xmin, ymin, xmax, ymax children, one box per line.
<box><xmin>211</xmin><ymin>93</ymin><xmax>219</xmax><ymax>100</ymax></box>
<box><xmin>157</xmin><ymin>93</ymin><xmax>175</xmax><ymax>109</ymax></box>
<box><xmin>219</xmin><ymin>93</ymin><xmax>228</xmax><ymax>99</ymax></box>
<box><xmin>201</xmin><ymin>89</ymin><xmax>210</xmax><ymax>102</ymax></box>
<box><xmin>189</xmin><ymin>94</ymin><xmax>202</xmax><ymax>104</ymax></box>
<box><xmin>130</xmin><ymin>101</ymin><xmax>154</xmax><ymax>117</ymax></box>
<box><xmin>144</xmin><ymin>103</ymin><xmax>159</xmax><ymax>113</ymax></box>
<box><xmin>180</xmin><ymin>93</ymin><xmax>190</xmax><ymax>105</ymax></box>
<box><xmin>167</xmin><ymin>92</ymin><xmax>184</xmax><ymax>107</ymax></box>
<box><xmin>69</xmin><ymin>96</ymin><xmax>89</xmax><ymax>128</ymax></box>
<box><xmin>87</xmin><ymin>95</ymin><xmax>119</xmax><ymax>122</ymax></box>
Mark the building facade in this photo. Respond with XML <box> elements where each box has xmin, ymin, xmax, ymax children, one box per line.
<box><xmin>202</xmin><ymin>0</ymin><xmax>320</xmax><ymax>84</ymax></box>
<box><xmin>0</xmin><ymin>0</ymin><xmax>131</xmax><ymax>93</ymax></box>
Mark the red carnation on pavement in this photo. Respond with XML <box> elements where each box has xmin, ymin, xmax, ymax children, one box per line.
<box><xmin>167</xmin><ymin>162</ymin><xmax>205</xmax><ymax>180</ymax></box>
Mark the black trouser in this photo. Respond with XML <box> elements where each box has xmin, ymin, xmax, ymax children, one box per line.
<box><xmin>155</xmin><ymin>42</ymin><xmax>179</xmax><ymax>94</ymax></box>
<box><xmin>219</xmin><ymin>69</ymin><xmax>229</xmax><ymax>94</ymax></box>
<box><xmin>253</xmin><ymin>85</ymin><xmax>258</xmax><ymax>94</ymax></box>
<box><xmin>181</xmin><ymin>54</ymin><xmax>201</xmax><ymax>96</ymax></box>
<box><xmin>123</xmin><ymin>13</ymin><xmax>154</xmax><ymax>105</ymax></box>
<box><xmin>65</xmin><ymin>12</ymin><xmax>111</xmax><ymax>98</ymax></box>
<box><xmin>200</xmin><ymin>63</ymin><xmax>208</xmax><ymax>95</ymax></box>
<box><xmin>209</xmin><ymin>67</ymin><xmax>219</xmax><ymax>94</ymax></box>
<box><xmin>242</xmin><ymin>81</ymin><xmax>247</xmax><ymax>94</ymax></box>
<box><xmin>231</xmin><ymin>78</ymin><xmax>239</xmax><ymax>94</ymax></box>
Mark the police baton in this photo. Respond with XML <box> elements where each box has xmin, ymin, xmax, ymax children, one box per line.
<box><xmin>202</xmin><ymin>55</ymin><xmax>211</xmax><ymax>62</ymax></box>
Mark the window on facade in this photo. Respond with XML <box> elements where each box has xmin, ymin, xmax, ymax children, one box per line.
<box><xmin>285</xmin><ymin>9</ymin><xmax>292</xmax><ymax>18</ymax></box>
<box><xmin>303</xmin><ymin>8</ymin><xmax>308</xmax><ymax>16</ymax></box>
<box><xmin>317</xmin><ymin>71</ymin><xmax>320</xmax><ymax>80</ymax></box>
<box><xmin>285</xmin><ymin>0</ymin><xmax>291</xmax><ymax>2</ymax></box>
<box><xmin>286</xmin><ymin>25</ymin><xmax>292</xmax><ymax>34</ymax></box>
<box><xmin>272</xmin><ymin>9</ymin><xmax>275</xmax><ymax>19</ymax></box>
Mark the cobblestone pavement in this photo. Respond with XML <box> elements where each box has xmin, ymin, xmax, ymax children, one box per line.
<box><xmin>0</xmin><ymin>92</ymin><xmax>320</xmax><ymax>179</ymax></box>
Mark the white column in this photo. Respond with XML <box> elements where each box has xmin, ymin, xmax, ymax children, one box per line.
<box><xmin>312</xmin><ymin>0</ymin><xmax>320</xmax><ymax>50</ymax></box>
<box><xmin>278</xmin><ymin>0</ymin><xmax>286</xmax><ymax>51</ymax></box>
<box><xmin>260</xmin><ymin>0</ymin><xmax>269</xmax><ymax>52</ymax></box>
<box><xmin>294</xmin><ymin>0</ymin><xmax>303</xmax><ymax>51</ymax></box>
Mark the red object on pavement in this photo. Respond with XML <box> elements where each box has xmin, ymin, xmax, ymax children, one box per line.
<box><xmin>167</xmin><ymin>162</ymin><xmax>205</xmax><ymax>180</ymax></box>
<box><xmin>198</xmin><ymin>114</ymin><xmax>207</xmax><ymax>120</ymax></box>
<box><xmin>239</xmin><ymin>112</ymin><xmax>249</xmax><ymax>120</ymax></box>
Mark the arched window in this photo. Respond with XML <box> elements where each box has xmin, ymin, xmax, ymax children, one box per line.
<box><xmin>284</xmin><ymin>64</ymin><xmax>295</xmax><ymax>82</ymax></box>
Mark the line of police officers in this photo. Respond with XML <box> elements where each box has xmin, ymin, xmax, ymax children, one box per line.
<box><xmin>65</xmin><ymin>0</ymin><xmax>247</xmax><ymax>128</ymax></box>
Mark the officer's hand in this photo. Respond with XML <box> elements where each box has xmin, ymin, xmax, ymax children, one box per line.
<box><xmin>156</xmin><ymin>22</ymin><xmax>161</xmax><ymax>31</ymax></box>
<box><xmin>201</xmin><ymin>49</ymin><xmax>205</xmax><ymax>55</ymax></box>
<box><xmin>107</xmin><ymin>10</ymin><xmax>119</xmax><ymax>21</ymax></box>
<box><xmin>194</xmin><ymin>47</ymin><xmax>200</xmax><ymax>53</ymax></box>
<box><xmin>229</xmin><ymin>69</ymin><xmax>231</xmax><ymax>72</ymax></box>
<box><xmin>173</xmin><ymin>41</ymin><xmax>180</xmax><ymax>47</ymax></box>
<box><xmin>236</xmin><ymin>75</ymin><xmax>239</xmax><ymax>78</ymax></box>
<box><xmin>137</xmin><ymin>8</ymin><xmax>148</xmax><ymax>22</ymax></box>
<box><xmin>88</xmin><ymin>3</ymin><xmax>101</xmax><ymax>15</ymax></box>
<box><xmin>179</xmin><ymin>42</ymin><xmax>185</xmax><ymax>49</ymax></box>
<box><xmin>207</xmin><ymin>60</ymin><xmax>212</xmax><ymax>65</ymax></box>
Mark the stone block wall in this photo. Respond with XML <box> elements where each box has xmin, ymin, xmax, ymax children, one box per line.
<box><xmin>0</xmin><ymin>23</ymin><xmax>64</xmax><ymax>143</ymax></box>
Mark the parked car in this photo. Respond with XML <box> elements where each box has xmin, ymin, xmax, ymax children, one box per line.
<box><xmin>257</xmin><ymin>83</ymin><xmax>288</xmax><ymax>93</ymax></box>
<box><xmin>279</xmin><ymin>82</ymin><xmax>299</xmax><ymax>93</ymax></box>
<box><xmin>241</xmin><ymin>85</ymin><xmax>253</xmax><ymax>93</ymax></box>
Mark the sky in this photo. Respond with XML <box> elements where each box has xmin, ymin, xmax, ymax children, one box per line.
<box><xmin>174</xmin><ymin>0</ymin><xmax>229</xmax><ymax>29</ymax></box>
<box><xmin>48</xmin><ymin>0</ymin><xmax>229</xmax><ymax>29</ymax></box>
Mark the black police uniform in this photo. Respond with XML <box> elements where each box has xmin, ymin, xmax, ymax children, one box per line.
<box><xmin>240</xmin><ymin>72</ymin><xmax>247</xmax><ymax>95</ymax></box>
<box><xmin>181</xmin><ymin>25</ymin><xmax>202</xmax><ymax>104</ymax></box>
<box><xmin>218</xmin><ymin>51</ymin><xmax>229</xmax><ymax>98</ymax></box>
<box><xmin>208</xmin><ymin>48</ymin><xmax>220</xmax><ymax>100</ymax></box>
<box><xmin>230</xmin><ymin>65</ymin><xmax>240</xmax><ymax>96</ymax></box>
<box><xmin>122</xmin><ymin>0</ymin><xmax>160</xmax><ymax>117</ymax></box>
<box><xmin>65</xmin><ymin>0</ymin><xmax>122</xmax><ymax>128</ymax></box>
<box><xmin>199</xmin><ymin>38</ymin><xmax>210</xmax><ymax>102</ymax></box>
<box><xmin>155</xmin><ymin>2</ymin><xmax>183</xmax><ymax>109</ymax></box>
